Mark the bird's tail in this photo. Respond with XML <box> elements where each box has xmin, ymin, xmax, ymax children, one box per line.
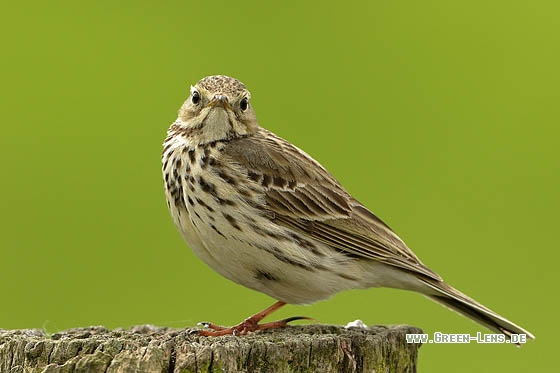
<box><xmin>418</xmin><ymin>278</ymin><xmax>535</xmax><ymax>344</ymax></box>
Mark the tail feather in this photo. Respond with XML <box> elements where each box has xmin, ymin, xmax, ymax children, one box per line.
<box><xmin>419</xmin><ymin>278</ymin><xmax>535</xmax><ymax>344</ymax></box>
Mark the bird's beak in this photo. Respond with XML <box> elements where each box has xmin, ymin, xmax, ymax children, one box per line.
<box><xmin>207</xmin><ymin>95</ymin><xmax>233</xmax><ymax>111</ymax></box>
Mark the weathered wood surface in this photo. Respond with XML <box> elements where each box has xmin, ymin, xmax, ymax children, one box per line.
<box><xmin>0</xmin><ymin>324</ymin><xmax>423</xmax><ymax>372</ymax></box>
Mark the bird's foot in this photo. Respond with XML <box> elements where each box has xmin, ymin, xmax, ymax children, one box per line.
<box><xmin>197</xmin><ymin>316</ymin><xmax>313</xmax><ymax>336</ymax></box>
<box><xmin>195</xmin><ymin>301</ymin><xmax>315</xmax><ymax>336</ymax></box>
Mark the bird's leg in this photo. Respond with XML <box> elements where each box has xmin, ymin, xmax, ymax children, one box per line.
<box><xmin>197</xmin><ymin>301</ymin><xmax>313</xmax><ymax>336</ymax></box>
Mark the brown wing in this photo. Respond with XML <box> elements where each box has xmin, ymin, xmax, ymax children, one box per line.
<box><xmin>222</xmin><ymin>129</ymin><xmax>441</xmax><ymax>281</ymax></box>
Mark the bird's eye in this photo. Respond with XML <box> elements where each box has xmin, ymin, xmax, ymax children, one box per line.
<box><xmin>240</xmin><ymin>97</ymin><xmax>249</xmax><ymax>111</ymax></box>
<box><xmin>191</xmin><ymin>91</ymin><xmax>200</xmax><ymax>105</ymax></box>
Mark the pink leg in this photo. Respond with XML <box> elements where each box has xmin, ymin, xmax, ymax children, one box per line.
<box><xmin>198</xmin><ymin>301</ymin><xmax>313</xmax><ymax>336</ymax></box>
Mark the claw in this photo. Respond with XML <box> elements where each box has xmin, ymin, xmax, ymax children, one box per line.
<box><xmin>187</xmin><ymin>328</ymin><xmax>202</xmax><ymax>336</ymax></box>
<box><xmin>282</xmin><ymin>316</ymin><xmax>316</xmax><ymax>324</ymax></box>
<box><xmin>197</xmin><ymin>322</ymin><xmax>229</xmax><ymax>331</ymax></box>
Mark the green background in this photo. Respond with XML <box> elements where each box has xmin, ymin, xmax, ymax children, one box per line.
<box><xmin>1</xmin><ymin>1</ymin><xmax>557</xmax><ymax>371</ymax></box>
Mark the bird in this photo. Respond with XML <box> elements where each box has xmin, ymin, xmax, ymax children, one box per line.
<box><xmin>162</xmin><ymin>75</ymin><xmax>534</xmax><ymax>341</ymax></box>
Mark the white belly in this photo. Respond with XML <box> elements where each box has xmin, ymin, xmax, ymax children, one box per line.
<box><xmin>162</xmin><ymin>137</ymin><xmax>414</xmax><ymax>304</ymax></box>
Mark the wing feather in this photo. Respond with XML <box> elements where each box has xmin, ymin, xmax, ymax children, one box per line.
<box><xmin>222</xmin><ymin>129</ymin><xmax>441</xmax><ymax>281</ymax></box>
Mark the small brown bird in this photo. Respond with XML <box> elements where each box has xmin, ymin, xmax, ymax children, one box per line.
<box><xmin>162</xmin><ymin>75</ymin><xmax>534</xmax><ymax>341</ymax></box>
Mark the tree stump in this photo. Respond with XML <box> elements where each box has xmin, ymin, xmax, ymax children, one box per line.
<box><xmin>0</xmin><ymin>324</ymin><xmax>423</xmax><ymax>372</ymax></box>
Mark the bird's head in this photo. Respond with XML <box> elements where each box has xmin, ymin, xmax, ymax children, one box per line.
<box><xmin>177</xmin><ymin>75</ymin><xmax>259</xmax><ymax>143</ymax></box>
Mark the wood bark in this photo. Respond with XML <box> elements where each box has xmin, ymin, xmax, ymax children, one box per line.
<box><xmin>0</xmin><ymin>324</ymin><xmax>423</xmax><ymax>372</ymax></box>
